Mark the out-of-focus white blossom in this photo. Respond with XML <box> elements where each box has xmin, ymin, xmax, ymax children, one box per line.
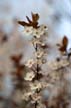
<box><xmin>23</xmin><ymin>26</ymin><xmax>33</xmax><ymax>36</ymax></box>
<box><xmin>35</xmin><ymin>50</ymin><xmax>44</xmax><ymax>58</ymax></box>
<box><xmin>24</xmin><ymin>71</ymin><xmax>35</xmax><ymax>81</ymax></box>
<box><xmin>32</xmin><ymin>39</ymin><xmax>41</xmax><ymax>46</ymax></box>
<box><xmin>39</xmin><ymin>25</ymin><xmax>48</xmax><ymax>32</ymax></box>
<box><xmin>47</xmin><ymin>59</ymin><xmax>69</xmax><ymax>70</ymax></box>
<box><xmin>25</xmin><ymin>59</ymin><xmax>35</xmax><ymax>68</ymax></box>
<box><xmin>32</xmin><ymin>28</ymin><xmax>44</xmax><ymax>38</ymax></box>
<box><xmin>32</xmin><ymin>39</ymin><xmax>46</xmax><ymax>48</ymax></box>
<box><xmin>22</xmin><ymin>25</ymin><xmax>48</xmax><ymax>38</ymax></box>
<box><xmin>33</xmin><ymin>25</ymin><xmax>48</xmax><ymax>38</ymax></box>
<box><xmin>41</xmin><ymin>43</ymin><xmax>46</xmax><ymax>46</ymax></box>
<box><xmin>29</xmin><ymin>81</ymin><xmax>42</xmax><ymax>91</ymax></box>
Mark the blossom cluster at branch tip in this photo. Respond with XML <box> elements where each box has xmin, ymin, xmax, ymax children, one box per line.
<box><xmin>22</xmin><ymin>25</ymin><xmax>48</xmax><ymax>38</ymax></box>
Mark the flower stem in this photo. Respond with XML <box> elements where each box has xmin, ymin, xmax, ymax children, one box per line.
<box><xmin>35</xmin><ymin>43</ymin><xmax>40</xmax><ymax>80</ymax></box>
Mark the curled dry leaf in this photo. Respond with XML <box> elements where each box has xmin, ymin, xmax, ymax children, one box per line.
<box><xmin>11</xmin><ymin>54</ymin><xmax>23</xmax><ymax>67</ymax></box>
<box><xmin>18</xmin><ymin>13</ymin><xmax>39</xmax><ymax>28</ymax></box>
<box><xmin>59</xmin><ymin>36</ymin><xmax>68</xmax><ymax>53</ymax></box>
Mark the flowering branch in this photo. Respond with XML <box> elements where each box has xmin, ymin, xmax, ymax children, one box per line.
<box><xmin>18</xmin><ymin>13</ymin><xmax>48</xmax><ymax>108</ymax></box>
<box><xmin>17</xmin><ymin>13</ymin><xmax>70</xmax><ymax>108</ymax></box>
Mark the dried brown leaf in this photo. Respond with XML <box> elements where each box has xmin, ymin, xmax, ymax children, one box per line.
<box><xmin>11</xmin><ymin>54</ymin><xmax>23</xmax><ymax>67</ymax></box>
<box><xmin>59</xmin><ymin>36</ymin><xmax>68</xmax><ymax>53</ymax></box>
<box><xmin>62</xmin><ymin>36</ymin><xmax>68</xmax><ymax>47</ymax></box>
<box><xmin>18</xmin><ymin>13</ymin><xmax>39</xmax><ymax>28</ymax></box>
<box><xmin>31</xmin><ymin>13</ymin><xmax>39</xmax><ymax>22</ymax></box>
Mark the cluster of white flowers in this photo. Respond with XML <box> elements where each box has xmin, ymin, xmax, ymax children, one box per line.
<box><xmin>22</xmin><ymin>81</ymin><xmax>48</xmax><ymax>102</ymax></box>
<box><xmin>17</xmin><ymin>14</ymin><xmax>71</xmax><ymax>108</ymax></box>
<box><xmin>22</xmin><ymin>81</ymin><xmax>42</xmax><ymax>101</ymax></box>
<box><xmin>32</xmin><ymin>39</ymin><xmax>46</xmax><ymax>47</ymax></box>
<box><xmin>47</xmin><ymin>58</ymin><xmax>69</xmax><ymax>70</ymax></box>
<box><xmin>23</xmin><ymin>25</ymin><xmax>48</xmax><ymax>38</ymax></box>
<box><xmin>21</xmin><ymin>21</ymin><xmax>49</xmax><ymax>107</ymax></box>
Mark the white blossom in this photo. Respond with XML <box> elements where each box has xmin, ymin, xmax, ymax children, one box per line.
<box><xmin>25</xmin><ymin>59</ymin><xmax>35</xmax><ymax>68</ymax></box>
<box><xmin>32</xmin><ymin>29</ymin><xmax>43</xmax><ymax>39</ymax></box>
<box><xmin>32</xmin><ymin>25</ymin><xmax>48</xmax><ymax>38</ymax></box>
<box><xmin>35</xmin><ymin>50</ymin><xmax>44</xmax><ymax>58</ymax></box>
<box><xmin>29</xmin><ymin>81</ymin><xmax>42</xmax><ymax>91</ymax></box>
<box><xmin>23</xmin><ymin>26</ymin><xmax>33</xmax><ymax>36</ymax></box>
<box><xmin>32</xmin><ymin>39</ymin><xmax>46</xmax><ymax>47</ymax></box>
<box><xmin>24</xmin><ymin>71</ymin><xmax>35</xmax><ymax>81</ymax></box>
<box><xmin>47</xmin><ymin>59</ymin><xmax>69</xmax><ymax>70</ymax></box>
<box><xmin>39</xmin><ymin>25</ymin><xmax>48</xmax><ymax>32</ymax></box>
<box><xmin>22</xmin><ymin>24</ymin><xmax>48</xmax><ymax>38</ymax></box>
